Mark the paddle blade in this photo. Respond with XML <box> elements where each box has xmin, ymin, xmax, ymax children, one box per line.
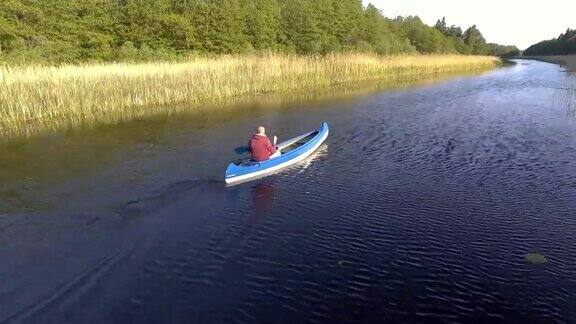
<box><xmin>234</xmin><ymin>146</ymin><xmax>250</xmax><ymax>155</ymax></box>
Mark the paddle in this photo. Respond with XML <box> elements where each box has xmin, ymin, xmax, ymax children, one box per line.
<box><xmin>234</xmin><ymin>146</ymin><xmax>250</xmax><ymax>155</ymax></box>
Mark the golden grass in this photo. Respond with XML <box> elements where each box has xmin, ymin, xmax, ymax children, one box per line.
<box><xmin>0</xmin><ymin>53</ymin><xmax>500</xmax><ymax>138</ymax></box>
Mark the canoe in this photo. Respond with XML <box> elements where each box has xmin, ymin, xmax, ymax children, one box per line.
<box><xmin>225</xmin><ymin>122</ymin><xmax>329</xmax><ymax>184</ymax></box>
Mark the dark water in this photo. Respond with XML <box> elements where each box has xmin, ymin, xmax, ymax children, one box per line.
<box><xmin>2</xmin><ymin>60</ymin><xmax>576</xmax><ymax>323</ymax></box>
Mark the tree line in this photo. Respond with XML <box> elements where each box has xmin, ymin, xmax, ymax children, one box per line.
<box><xmin>0</xmin><ymin>0</ymin><xmax>518</xmax><ymax>63</ymax></box>
<box><xmin>524</xmin><ymin>29</ymin><xmax>576</xmax><ymax>56</ymax></box>
<box><xmin>433</xmin><ymin>17</ymin><xmax>519</xmax><ymax>57</ymax></box>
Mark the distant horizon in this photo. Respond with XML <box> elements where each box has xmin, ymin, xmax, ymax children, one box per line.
<box><xmin>363</xmin><ymin>0</ymin><xmax>575</xmax><ymax>50</ymax></box>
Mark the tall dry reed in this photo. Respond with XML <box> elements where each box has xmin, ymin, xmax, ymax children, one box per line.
<box><xmin>0</xmin><ymin>54</ymin><xmax>500</xmax><ymax>138</ymax></box>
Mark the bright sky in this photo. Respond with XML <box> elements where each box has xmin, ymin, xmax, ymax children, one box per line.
<box><xmin>363</xmin><ymin>0</ymin><xmax>576</xmax><ymax>49</ymax></box>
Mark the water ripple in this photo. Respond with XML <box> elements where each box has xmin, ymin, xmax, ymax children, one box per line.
<box><xmin>3</xmin><ymin>60</ymin><xmax>576</xmax><ymax>323</ymax></box>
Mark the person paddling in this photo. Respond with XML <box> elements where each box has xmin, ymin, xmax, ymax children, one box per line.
<box><xmin>249</xmin><ymin>126</ymin><xmax>278</xmax><ymax>162</ymax></box>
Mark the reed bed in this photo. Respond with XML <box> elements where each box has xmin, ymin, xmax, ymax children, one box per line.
<box><xmin>522</xmin><ymin>55</ymin><xmax>576</xmax><ymax>72</ymax></box>
<box><xmin>0</xmin><ymin>54</ymin><xmax>500</xmax><ymax>138</ymax></box>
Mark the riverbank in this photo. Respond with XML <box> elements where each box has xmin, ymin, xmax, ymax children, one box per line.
<box><xmin>2</xmin><ymin>60</ymin><xmax>576</xmax><ymax>323</ymax></box>
<box><xmin>521</xmin><ymin>55</ymin><xmax>576</xmax><ymax>71</ymax></box>
<box><xmin>0</xmin><ymin>54</ymin><xmax>500</xmax><ymax>139</ymax></box>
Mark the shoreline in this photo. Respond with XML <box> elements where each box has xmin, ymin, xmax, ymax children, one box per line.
<box><xmin>0</xmin><ymin>54</ymin><xmax>501</xmax><ymax>140</ymax></box>
<box><xmin>520</xmin><ymin>55</ymin><xmax>576</xmax><ymax>72</ymax></box>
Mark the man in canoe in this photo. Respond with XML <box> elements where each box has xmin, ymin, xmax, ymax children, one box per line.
<box><xmin>249</xmin><ymin>126</ymin><xmax>278</xmax><ymax>162</ymax></box>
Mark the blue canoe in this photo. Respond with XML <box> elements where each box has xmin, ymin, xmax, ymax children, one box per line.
<box><xmin>225</xmin><ymin>122</ymin><xmax>329</xmax><ymax>184</ymax></box>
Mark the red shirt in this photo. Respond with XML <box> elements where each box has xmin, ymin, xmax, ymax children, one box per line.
<box><xmin>249</xmin><ymin>134</ymin><xmax>277</xmax><ymax>162</ymax></box>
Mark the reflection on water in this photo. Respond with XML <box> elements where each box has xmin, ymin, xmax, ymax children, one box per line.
<box><xmin>4</xmin><ymin>60</ymin><xmax>576</xmax><ymax>322</ymax></box>
<box><xmin>548</xmin><ymin>64</ymin><xmax>576</xmax><ymax>116</ymax></box>
<box><xmin>554</xmin><ymin>84</ymin><xmax>576</xmax><ymax>114</ymax></box>
<box><xmin>0</xmin><ymin>71</ymin><xmax>477</xmax><ymax>214</ymax></box>
<box><xmin>238</xmin><ymin>182</ymin><xmax>278</xmax><ymax>246</ymax></box>
<box><xmin>2</xmin><ymin>70</ymin><xmax>488</xmax><ymax>141</ymax></box>
<box><xmin>246</xmin><ymin>146</ymin><xmax>327</xmax><ymax>218</ymax></box>
<box><xmin>251</xmin><ymin>182</ymin><xmax>277</xmax><ymax>216</ymax></box>
<box><xmin>568</xmin><ymin>81</ymin><xmax>576</xmax><ymax>115</ymax></box>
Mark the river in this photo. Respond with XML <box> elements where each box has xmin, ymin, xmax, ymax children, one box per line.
<box><xmin>1</xmin><ymin>60</ymin><xmax>575</xmax><ymax>323</ymax></box>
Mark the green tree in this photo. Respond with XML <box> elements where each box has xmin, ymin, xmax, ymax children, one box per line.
<box><xmin>446</xmin><ymin>25</ymin><xmax>463</xmax><ymax>38</ymax></box>
<box><xmin>525</xmin><ymin>28</ymin><xmax>576</xmax><ymax>55</ymax></box>
<box><xmin>434</xmin><ymin>17</ymin><xmax>447</xmax><ymax>35</ymax></box>
<box><xmin>307</xmin><ymin>0</ymin><xmax>340</xmax><ymax>53</ymax></box>
<box><xmin>393</xmin><ymin>16</ymin><xmax>456</xmax><ymax>54</ymax></box>
<box><xmin>332</xmin><ymin>0</ymin><xmax>364</xmax><ymax>50</ymax></box>
<box><xmin>487</xmin><ymin>43</ymin><xmax>519</xmax><ymax>57</ymax></box>
<box><xmin>244</xmin><ymin>0</ymin><xmax>281</xmax><ymax>51</ymax></box>
<box><xmin>362</xmin><ymin>5</ymin><xmax>415</xmax><ymax>55</ymax></box>
<box><xmin>463</xmin><ymin>25</ymin><xmax>488</xmax><ymax>55</ymax></box>
<box><xmin>278</xmin><ymin>0</ymin><xmax>321</xmax><ymax>54</ymax></box>
<box><xmin>0</xmin><ymin>0</ymin><xmax>516</xmax><ymax>63</ymax></box>
<box><xmin>187</xmin><ymin>0</ymin><xmax>249</xmax><ymax>54</ymax></box>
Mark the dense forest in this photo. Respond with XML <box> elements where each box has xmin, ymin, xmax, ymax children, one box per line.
<box><xmin>0</xmin><ymin>0</ymin><xmax>517</xmax><ymax>63</ymax></box>
<box><xmin>524</xmin><ymin>29</ymin><xmax>576</xmax><ymax>56</ymax></box>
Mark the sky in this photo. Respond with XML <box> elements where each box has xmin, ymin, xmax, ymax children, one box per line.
<box><xmin>363</xmin><ymin>0</ymin><xmax>576</xmax><ymax>50</ymax></box>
